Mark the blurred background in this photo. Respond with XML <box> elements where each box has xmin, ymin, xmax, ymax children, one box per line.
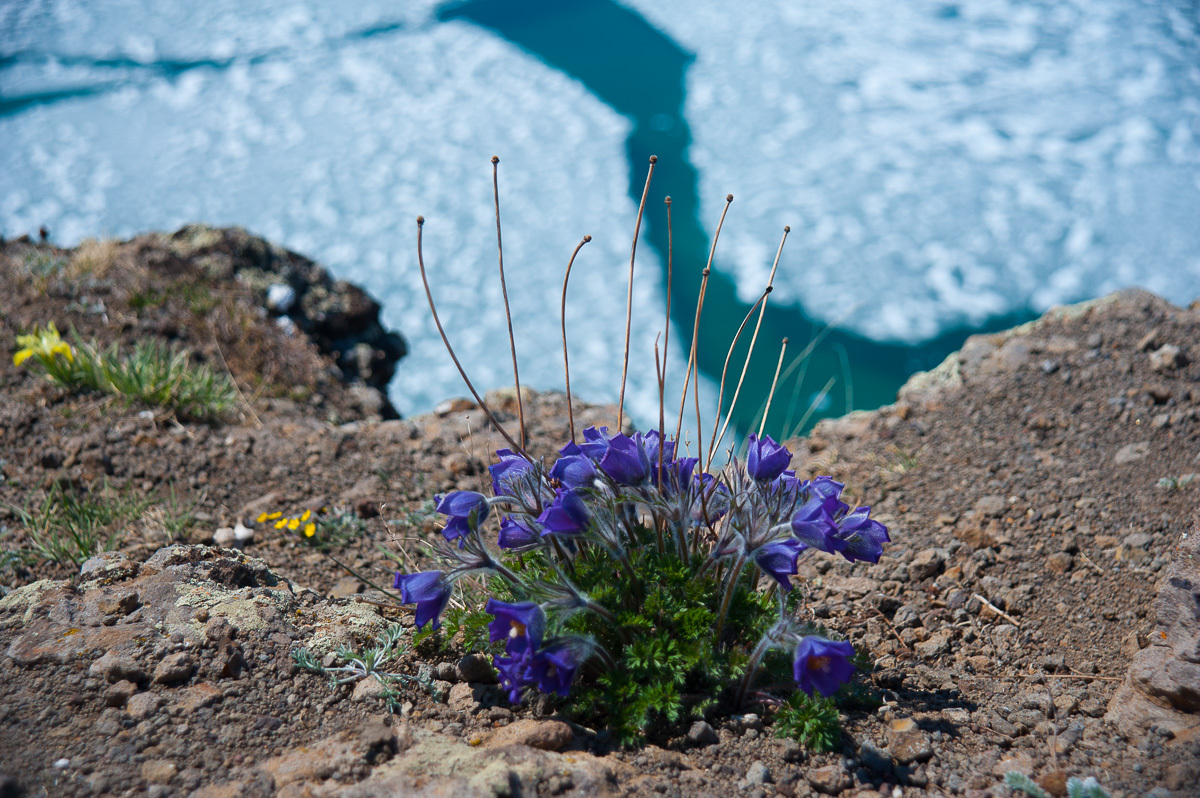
<box><xmin>3</xmin><ymin>0</ymin><xmax>1199</xmax><ymax>443</ymax></box>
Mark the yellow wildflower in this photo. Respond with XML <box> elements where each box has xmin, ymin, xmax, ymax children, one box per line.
<box><xmin>303</xmin><ymin>523</ymin><xmax>316</xmax><ymax>537</ymax></box>
<box><xmin>274</xmin><ymin>519</ymin><xmax>287</xmax><ymax>529</ymax></box>
<box><xmin>13</xmin><ymin>323</ymin><xmax>73</xmax><ymax>366</ymax></box>
<box><xmin>300</xmin><ymin>509</ymin><xmax>311</xmax><ymax>522</ymax></box>
<box><xmin>287</xmin><ymin>518</ymin><xmax>300</xmax><ymax>531</ymax></box>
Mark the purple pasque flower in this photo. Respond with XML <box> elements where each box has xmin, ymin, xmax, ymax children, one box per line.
<box><xmin>485</xmin><ymin>598</ymin><xmax>546</xmax><ymax>653</ymax></box>
<box><xmin>435</xmin><ymin>491</ymin><xmax>490</xmax><ymax>545</ymax></box>
<box><xmin>525</xmin><ymin>638</ymin><xmax>586</xmax><ymax>697</ymax></box>
<box><xmin>498</xmin><ymin>516</ymin><xmax>542</xmax><ymax>549</ymax></box>
<box><xmin>829</xmin><ymin>506</ymin><xmax>890</xmax><ymax>563</ymax></box>
<box><xmin>754</xmin><ymin>538</ymin><xmax>807</xmax><ymax>591</ymax></box>
<box><xmin>493</xmin><ymin>645</ymin><xmax>535</xmax><ymax>703</ymax></box>
<box><xmin>575</xmin><ymin>426</ymin><xmax>613</xmax><ymax>459</ymax></box>
<box><xmin>790</xmin><ymin>493</ymin><xmax>840</xmax><ymax>552</ymax></box>
<box><xmin>691</xmin><ymin>473</ymin><xmax>730</xmax><ymax>526</ymax></box>
<box><xmin>490</xmin><ymin>449</ymin><xmax>536</xmax><ymax>499</ymax></box>
<box><xmin>598</xmin><ymin>433</ymin><xmax>651</xmax><ymax>485</ymax></box>
<box><xmin>653</xmin><ymin>455</ymin><xmax>697</xmax><ymax>495</ymax></box>
<box><xmin>793</xmin><ymin>636</ymin><xmax>856</xmax><ymax>697</ymax></box>
<box><xmin>538</xmin><ymin>488</ymin><xmax>590</xmax><ymax>535</ymax></box>
<box><xmin>394</xmin><ymin>571</ymin><xmax>453</xmax><ymax>630</ymax></box>
<box><xmin>550</xmin><ymin>453</ymin><xmax>598</xmax><ymax>489</ymax></box>
<box><xmin>637</xmin><ymin>429</ymin><xmax>675</xmax><ymax>466</ymax></box>
<box><xmin>746</xmin><ymin>433</ymin><xmax>792</xmax><ymax>482</ymax></box>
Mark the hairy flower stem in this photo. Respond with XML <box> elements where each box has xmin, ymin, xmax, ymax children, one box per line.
<box><xmin>560</xmin><ymin>235</ymin><xmax>592</xmax><ymax>443</ymax></box>
<box><xmin>618</xmin><ymin>155</ymin><xmax>656</xmax><ymax>432</ymax></box>
<box><xmin>713</xmin><ymin>553</ymin><xmax>747</xmax><ymax>643</ymax></box>
<box><xmin>734</xmin><ymin>629</ymin><xmax>780</xmax><ymax>709</ymax></box>
<box><xmin>707</xmin><ymin>287</ymin><xmax>771</xmax><ymax>470</ymax></box>
<box><xmin>416</xmin><ymin>217</ymin><xmax>525</xmax><ymax>456</ymax></box>
<box><xmin>491</xmin><ymin>156</ymin><xmax>526</xmax><ymax>447</ymax></box>
<box><xmin>759</xmin><ymin>337</ymin><xmax>789</xmax><ymax>437</ymax></box>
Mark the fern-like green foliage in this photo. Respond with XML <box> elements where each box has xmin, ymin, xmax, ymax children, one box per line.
<box><xmin>773</xmin><ymin>690</ymin><xmax>842</xmax><ymax>752</ymax></box>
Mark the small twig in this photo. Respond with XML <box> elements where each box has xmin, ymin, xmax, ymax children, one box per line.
<box><xmin>560</xmin><ymin>235</ymin><xmax>592</xmax><ymax>443</ymax></box>
<box><xmin>974</xmin><ymin>593</ymin><xmax>1022</xmax><ymax>628</ymax></box>
<box><xmin>871</xmin><ymin>605</ymin><xmax>914</xmax><ymax>654</ymax></box>
<box><xmin>211</xmin><ymin>336</ymin><xmax>261</xmax><ymax>428</ymax></box>
<box><xmin>491</xmin><ymin>156</ymin><xmax>525</xmax><ymax>447</ymax></box>
<box><xmin>326</xmin><ymin>552</ymin><xmax>406</xmax><ymax>605</ymax></box>
<box><xmin>618</xmin><ymin>155</ymin><xmax>656</xmax><ymax>432</ymax></box>
<box><xmin>1079</xmin><ymin>552</ymin><xmax>1105</xmax><ymax>574</ymax></box>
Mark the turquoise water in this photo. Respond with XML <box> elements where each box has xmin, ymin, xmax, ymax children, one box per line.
<box><xmin>3</xmin><ymin>0</ymin><xmax>1199</xmax><ymax>440</ymax></box>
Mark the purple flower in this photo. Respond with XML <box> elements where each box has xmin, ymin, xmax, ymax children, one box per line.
<box><xmin>485</xmin><ymin>599</ymin><xmax>545</xmax><ymax>653</ymax></box>
<box><xmin>490</xmin><ymin>449</ymin><xmax>535</xmax><ymax>497</ymax></box>
<box><xmin>754</xmin><ymin>538</ymin><xmax>807</xmax><ymax>591</ymax></box>
<box><xmin>637</xmin><ymin>429</ymin><xmax>675</xmax><ymax>466</ymax></box>
<box><xmin>498</xmin><ymin>516</ymin><xmax>541</xmax><ymax>549</ymax></box>
<box><xmin>435</xmin><ymin>491</ymin><xmax>490</xmax><ymax>544</ymax></box>
<box><xmin>550</xmin><ymin>454</ymin><xmax>597</xmax><ymax>489</ymax></box>
<box><xmin>830</xmin><ymin>506</ymin><xmax>890</xmax><ymax>564</ymax></box>
<box><xmin>746</xmin><ymin>433</ymin><xmax>792</xmax><ymax>482</ymax></box>
<box><xmin>598</xmin><ymin>433</ymin><xmax>651</xmax><ymax>485</ymax></box>
<box><xmin>691</xmin><ymin>473</ymin><xmax>730</xmax><ymax>526</ymax></box>
<box><xmin>807</xmin><ymin>476</ymin><xmax>845</xmax><ymax>502</ymax></box>
<box><xmin>525</xmin><ymin>638</ymin><xmax>586</xmax><ymax>697</ymax></box>
<box><xmin>493</xmin><ymin>646</ymin><xmax>535</xmax><ymax>703</ymax></box>
<box><xmin>575</xmin><ymin>426</ymin><xmax>613</xmax><ymax>459</ymax></box>
<box><xmin>653</xmin><ymin>455</ymin><xmax>697</xmax><ymax>496</ymax></box>
<box><xmin>793</xmin><ymin>636</ymin><xmax>856</xmax><ymax>697</ymax></box>
<box><xmin>538</xmin><ymin>489</ymin><xmax>590</xmax><ymax>535</ymax></box>
<box><xmin>394</xmin><ymin>571</ymin><xmax>453</xmax><ymax>630</ymax></box>
<box><xmin>790</xmin><ymin>494</ymin><xmax>840</xmax><ymax>552</ymax></box>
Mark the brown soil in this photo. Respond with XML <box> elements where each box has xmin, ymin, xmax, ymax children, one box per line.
<box><xmin>1</xmin><ymin>230</ymin><xmax>1198</xmax><ymax>798</ymax></box>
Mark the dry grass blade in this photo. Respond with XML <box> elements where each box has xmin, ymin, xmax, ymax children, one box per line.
<box><xmin>618</xmin><ymin>155</ymin><xmax>657</xmax><ymax>432</ymax></box>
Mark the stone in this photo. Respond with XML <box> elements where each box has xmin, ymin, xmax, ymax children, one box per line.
<box><xmin>89</xmin><ymin>652</ymin><xmax>146</xmax><ymax>683</ymax></box>
<box><xmin>887</xmin><ymin>718</ymin><xmax>932</xmax><ymax>764</ymax></box>
<box><xmin>1038</xmin><ymin>770</ymin><xmax>1070</xmax><ymax>797</ymax></box>
<box><xmin>992</xmin><ymin>752</ymin><xmax>1033</xmax><ymax>777</ymax></box>
<box><xmin>686</xmin><ymin>720</ymin><xmax>719</xmax><ymax>747</ymax></box>
<box><xmin>351</xmin><ymin>677</ymin><xmax>389</xmax><ymax>703</ymax></box>
<box><xmin>914</xmin><ymin>629</ymin><xmax>953</xmax><ymax>659</ymax></box>
<box><xmin>176</xmin><ymin>682</ymin><xmax>223</xmax><ymax>712</ymax></box>
<box><xmin>858</xmin><ymin>740</ymin><xmax>891</xmax><ymax>775</ymax></box>
<box><xmin>892</xmin><ymin>605</ymin><xmax>922</xmax><ymax>629</ymax></box>
<box><xmin>908</xmin><ymin>549</ymin><xmax>945</xmax><ymax>581</ymax></box>
<box><xmin>329</xmin><ymin>576</ymin><xmax>363</xmax><ymax>598</ymax></box>
<box><xmin>1114</xmin><ymin>441</ymin><xmax>1150</xmax><ymax>465</ymax></box>
<box><xmin>808</xmin><ymin>763</ymin><xmax>851</xmax><ymax>795</ymax></box>
<box><xmin>484</xmin><ymin>719</ymin><xmax>573</xmax><ymax>751</ymax></box>
<box><xmin>212</xmin><ymin>527</ymin><xmax>238</xmax><ymax>548</ymax></box>
<box><xmin>1149</xmin><ymin>344</ymin><xmax>1185</xmax><ymax>371</ymax></box>
<box><xmin>974</xmin><ymin>495</ymin><xmax>1007</xmax><ymax>518</ymax></box>
<box><xmin>127</xmin><ymin>692</ymin><xmax>164</xmax><ymax>720</ymax></box>
<box><xmin>153</xmin><ymin>651</ymin><xmax>195</xmax><ymax>684</ymax></box>
<box><xmin>448</xmin><ymin>682</ymin><xmax>484</xmax><ymax>712</ymax></box>
<box><xmin>744</xmin><ymin>761</ymin><xmax>772</xmax><ymax>785</ymax></box>
<box><xmin>141</xmin><ymin>760</ymin><xmax>178</xmax><ymax>784</ymax></box>
<box><xmin>1046</xmin><ymin>552</ymin><xmax>1074</xmax><ymax>574</ymax></box>
<box><xmin>104</xmin><ymin>680</ymin><xmax>137</xmax><ymax>708</ymax></box>
<box><xmin>456</xmin><ymin>653</ymin><xmax>497</xmax><ymax>684</ymax></box>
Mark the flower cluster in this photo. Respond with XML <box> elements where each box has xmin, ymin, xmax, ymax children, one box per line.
<box><xmin>393</xmin><ymin>426</ymin><xmax>888</xmax><ymax>740</ymax></box>
<box><xmin>257</xmin><ymin>509</ymin><xmax>318</xmax><ymax>538</ymax></box>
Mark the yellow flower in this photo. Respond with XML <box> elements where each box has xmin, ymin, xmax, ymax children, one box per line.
<box><xmin>13</xmin><ymin>323</ymin><xmax>73</xmax><ymax>367</ymax></box>
<box><xmin>256</xmin><ymin>512</ymin><xmax>269</xmax><ymax>523</ymax></box>
<box><xmin>266</xmin><ymin>511</ymin><xmax>282</xmax><ymax>520</ymax></box>
<box><xmin>274</xmin><ymin>519</ymin><xmax>287</xmax><ymax>529</ymax></box>
<box><xmin>287</xmin><ymin>518</ymin><xmax>300</xmax><ymax>531</ymax></box>
<box><xmin>300</xmin><ymin>509</ymin><xmax>311</xmax><ymax>522</ymax></box>
<box><xmin>303</xmin><ymin>523</ymin><xmax>316</xmax><ymax>537</ymax></box>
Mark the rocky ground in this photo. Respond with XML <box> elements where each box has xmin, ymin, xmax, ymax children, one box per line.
<box><xmin>1</xmin><ymin>230</ymin><xmax>1198</xmax><ymax>797</ymax></box>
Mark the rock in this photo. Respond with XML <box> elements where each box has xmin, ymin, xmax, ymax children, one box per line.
<box><xmin>1038</xmin><ymin>770</ymin><xmax>1070</xmax><ymax>797</ymax></box>
<box><xmin>233</xmin><ymin>522</ymin><xmax>254</xmax><ymax>543</ymax></box>
<box><xmin>456</xmin><ymin>654</ymin><xmax>497</xmax><ymax>684</ymax></box>
<box><xmin>153</xmin><ymin>651</ymin><xmax>195</xmax><ymax>684</ymax></box>
<box><xmin>808</xmin><ymin>763</ymin><xmax>852</xmax><ymax>795</ymax></box>
<box><xmin>887</xmin><ymin>718</ymin><xmax>933</xmax><ymax>764</ymax></box>
<box><xmin>265</xmin><ymin>283</ymin><xmax>296</xmax><ymax>312</ymax></box>
<box><xmin>892</xmin><ymin>605</ymin><xmax>922</xmax><ymax>629</ymax></box>
<box><xmin>435</xmin><ymin>397</ymin><xmax>476</xmax><ymax>416</ymax></box>
<box><xmin>448</xmin><ymin>682</ymin><xmax>484</xmax><ymax>713</ymax></box>
<box><xmin>992</xmin><ymin>752</ymin><xmax>1033</xmax><ymax>777</ymax></box>
<box><xmin>212</xmin><ymin>527</ymin><xmax>238</xmax><ymax>548</ymax></box>
<box><xmin>974</xmin><ymin>495</ymin><xmax>1007</xmax><ymax>518</ymax></box>
<box><xmin>1149</xmin><ymin>344</ymin><xmax>1185</xmax><ymax>371</ymax></box>
<box><xmin>686</xmin><ymin>720</ymin><xmax>719</xmax><ymax>747</ymax></box>
<box><xmin>80</xmin><ymin>551</ymin><xmax>139</xmax><ymax>584</ymax></box>
<box><xmin>434</xmin><ymin>662</ymin><xmax>458</xmax><ymax>682</ymax></box>
<box><xmin>859</xmin><ymin>740</ymin><xmax>892</xmax><ymax>775</ymax></box>
<box><xmin>351</xmin><ymin>677</ymin><xmax>389</xmax><ymax>703</ymax></box>
<box><xmin>176</xmin><ymin>682</ymin><xmax>223</xmax><ymax>712</ymax></box>
<box><xmin>908</xmin><ymin>549</ymin><xmax>945</xmax><ymax>581</ymax></box>
<box><xmin>127</xmin><ymin>692</ymin><xmax>164</xmax><ymax>720</ymax></box>
<box><xmin>1046</xmin><ymin>552</ymin><xmax>1074</xmax><ymax>574</ymax></box>
<box><xmin>914</xmin><ymin>629</ymin><xmax>953</xmax><ymax>659</ymax></box>
<box><xmin>104</xmin><ymin>680</ymin><xmax>137</xmax><ymax>708</ymax></box>
<box><xmin>329</xmin><ymin>576</ymin><xmax>363</xmax><ymax>598</ymax></box>
<box><xmin>483</xmin><ymin>718</ymin><xmax>573</xmax><ymax>751</ymax></box>
<box><xmin>1106</xmin><ymin>519</ymin><xmax>1200</xmax><ymax>736</ymax></box>
<box><xmin>744</xmin><ymin>761</ymin><xmax>772</xmax><ymax>785</ymax></box>
<box><xmin>1114</xmin><ymin>441</ymin><xmax>1150</xmax><ymax>465</ymax></box>
<box><xmin>141</xmin><ymin>760</ymin><xmax>178</xmax><ymax>784</ymax></box>
<box><xmin>89</xmin><ymin>652</ymin><xmax>146</xmax><ymax>683</ymax></box>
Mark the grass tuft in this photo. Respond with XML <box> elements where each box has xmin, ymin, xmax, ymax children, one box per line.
<box><xmin>8</xmin><ymin>481</ymin><xmax>151</xmax><ymax>567</ymax></box>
